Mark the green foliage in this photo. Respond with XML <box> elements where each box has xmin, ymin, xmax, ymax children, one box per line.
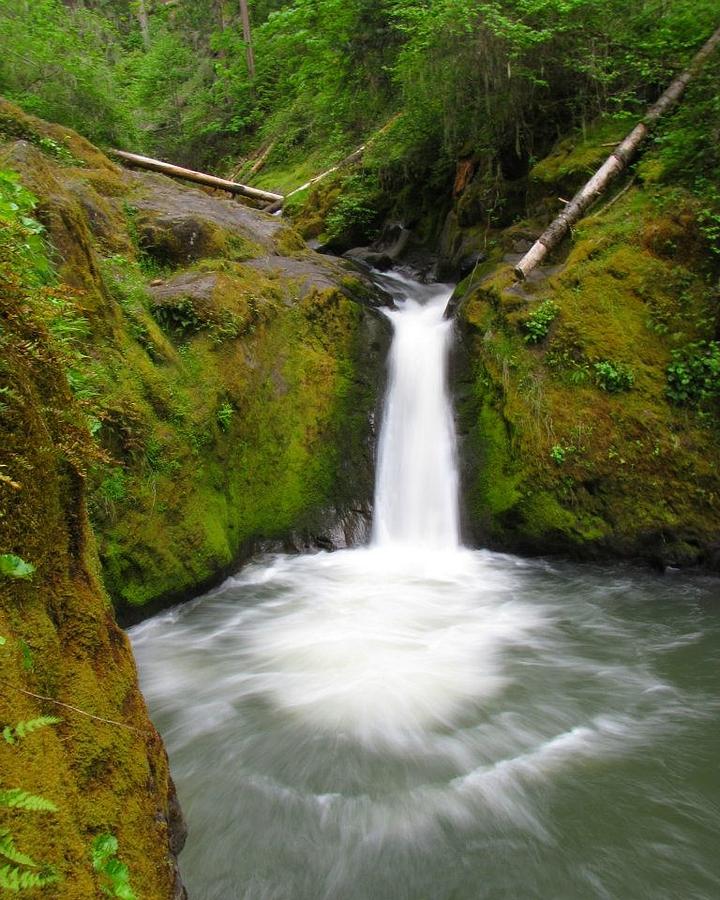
<box><xmin>0</xmin><ymin>171</ymin><xmax>51</xmax><ymax>287</ymax></box>
<box><xmin>666</xmin><ymin>341</ymin><xmax>720</xmax><ymax>406</ymax></box>
<box><xmin>91</xmin><ymin>834</ymin><xmax>136</xmax><ymax>900</ymax></box>
<box><xmin>325</xmin><ymin>174</ymin><xmax>383</xmax><ymax>246</ymax></box>
<box><xmin>0</xmin><ymin>790</ymin><xmax>58</xmax><ymax>813</ymax></box>
<box><xmin>216</xmin><ymin>402</ymin><xmax>233</xmax><ymax>432</ymax></box>
<box><xmin>0</xmin><ymin>555</ymin><xmax>35</xmax><ymax>580</ymax></box>
<box><xmin>3</xmin><ymin>717</ymin><xmax>62</xmax><ymax>746</ymax></box>
<box><xmin>0</xmin><ymin>861</ymin><xmax>58</xmax><ymax>893</ymax></box>
<box><xmin>550</xmin><ymin>444</ymin><xmax>566</xmax><ymax>465</ymax></box>
<box><xmin>524</xmin><ymin>300</ymin><xmax>559</xmax><ymax>344</ymax></box>
<box><xmin>18</xmin><ymin>640</ymin><xmax>33</xmax><ymax>673</ymax></box>
<box><xmin>0</xmin><ymin>832</ymin><xmax>37</xmax><ymax>869</ymax></box>
<box><xmin>0</xmin><ymin>0</ymin><xmax>136</xmax><ymax>146</ymax></box>
<box><xmin>593</xmin><ymin>360</ymin><xmax>634</xmax><ymax>393</ymax></box>
<box><xmin>152</xmin><ymin>298</ymin><xmax>205</xmax><ymax>335</ymax></box>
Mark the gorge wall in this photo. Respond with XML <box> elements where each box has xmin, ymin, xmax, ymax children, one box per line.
<box><xmin>0</xmin><ymin>98</ymin><xmax>387</xmax><ymax>895</ymax></box>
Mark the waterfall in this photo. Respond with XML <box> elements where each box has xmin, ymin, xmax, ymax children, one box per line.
<box><xmin>129</xmin><ymin>271</ymin><xmax>720</xmax><ymax>900</ymax></box>
<box><xmin>372</xmin><ymin>274</ymin><xmax>459</xmax><ymax>549</ymax></box>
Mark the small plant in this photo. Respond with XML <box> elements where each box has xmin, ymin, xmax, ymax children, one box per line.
<box><xmin>153</xmin><ymin>297</ymin><xmax>205</xmax><ymax>334</ymax></box>
<box><xmin>3</xmin><ymin>717</ymin><xmax>62</xmax><ymax>746</ymax></box>
<box><xmin>593</xmin><ymin>360</ymin><xmax>634</xmax><ymax>392</ymax></box>
<box><xmin>550</xmin><ymin>444</ymin><xmax>566</xmax><ymax>464</ymax></box>
<box><xmin>0</xmin><ymin>717</ymin><xmax>60</xmax><ymax>892</ymax></box>
<box><xmin>325</xmin><ymin>174</ymin><xmax>382</xmax><ymax>243</ymax></box>
<box><xmin>36</xmin><ymin>137</ymin><xmax>80</xmax><ymax>166</ymax></box>
<box><xmin>0</xmin><ymin>554</ymin><xmax>35</xmax><ymax>580</ymax></box>
<box><xmin>666</xmin><ymin>340</ymin><xmax>720</xmax><ymax>405</ymax></box>
<box><xmin>524</xmin><ymin>300</ymin><xmax>559</xmax><ymax>344</ymax></box>
<box><xmin>91</xmin><ymin>834</ymin><xmax>136</xmax><ymax>900</ymax></box>
<box><xmin>216</xmin><ymin>401</ymin><xmax>233</xmax><ymax>431</ymax></box>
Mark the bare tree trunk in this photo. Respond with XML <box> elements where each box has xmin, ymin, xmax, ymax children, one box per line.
<box><xmin>110</xmin><ymin>149</ymin><xmax>283</xmax><ymax>203</ymax></box>
<box><xmin>514</xmin><ymin>23</ymin><xmax>720</xmax><ymax>281</ymax></box>
<box><xmin>239</xmin><ymin>0</ymin><xmax>255</xmax><ymax>79</ymax></box>
<box><xmin>136</xmin><ymin>0</ymin><xmax>151</xmax><ymax>49</ymax></box>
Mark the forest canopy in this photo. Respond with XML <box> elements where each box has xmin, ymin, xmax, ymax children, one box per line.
<box><xmin>0</xmin><ymin>1</ymin><xmax>716</xmax><ymax>168</ymax></box>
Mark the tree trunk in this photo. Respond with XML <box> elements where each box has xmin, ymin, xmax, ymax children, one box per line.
<box><xmin>109</xmin><ymin>149</ymin><xmax>283</xmax><ymax>203</ymax></box>
<box><xmin>514</xmin><ymin>23</ymin><xmax>720</xmax><ymax>281</ymax></box>
<box><xmin>136</xmin><ymin>0</ymin><xmax>151</xmax><ymax>49</ymax></box>
<box><xmin>239</xmin><ymin>0</ymin><xmax>255</xmax><ymax>79</ymax></box>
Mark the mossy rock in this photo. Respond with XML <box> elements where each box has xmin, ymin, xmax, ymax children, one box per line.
<box><xmin>456</xmin><ymin>153</ymin><xmax>720</xmax><ymax>570</ymax></box>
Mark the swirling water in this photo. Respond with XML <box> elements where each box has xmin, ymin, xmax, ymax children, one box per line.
<box><xmin>130</xmin><ymin>273</ymin><xmax>720</xmax><ymax>900</ymax></box>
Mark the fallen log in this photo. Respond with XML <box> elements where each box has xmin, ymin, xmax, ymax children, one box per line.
<box><xmin>109</xmin><ymin>149</ymin><xmax>284</xmax><ymax>204</ymax></box>
<box><xmin>514</xmin><ymin>23</ymin><xmax>720</xmax><ymax>281</ymax></box>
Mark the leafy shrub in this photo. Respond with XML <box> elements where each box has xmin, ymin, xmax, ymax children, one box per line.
<box><xmin>593</xmin><ymin>360</ymin><xmax>634</xmax><ymax>392</ymax></box>
<box><xmin>0</xmin><ymin>171</ymin><xmax>52</xmax><ymax>286</ymax></box>
<box><xmin>524</xmin><ymin>301</ymin><xmax>559</xmax><ymax>344</ymax></box>
<box><xmin>325</xmin><ymin>175</ymin><xmax>382</xmax><ymax>245</ymax></box>
<box><xmin>152</xmin><ymin>297</ymin><xmax>205</xmax><ymax>334</ymax></box>
<box><xmin>666</xmin><ymin>340</ymin><xmax>720</xmax><ymax>405</ymax></box>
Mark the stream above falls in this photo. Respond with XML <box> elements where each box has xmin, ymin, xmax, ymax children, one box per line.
<box><xmin>130</xmin><ymin>271</ymin><xmax>720</xmax><ymax>900</ymax></box>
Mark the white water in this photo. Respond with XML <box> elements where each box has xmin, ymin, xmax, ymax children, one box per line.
<box><xmin>372</xmin><ymin>275</ymin><xmax>459</xmax><ymax>548</ymax></box>
<box><xmin>130</xmin><ymin>271</ymin><xmax>720</xmax><ymax>900</ymax></box>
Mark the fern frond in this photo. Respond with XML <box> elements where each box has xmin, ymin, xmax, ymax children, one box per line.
<box><xmin>0</xmin><ymin>830</ymin><xmax>37</xmax><ymax>868</ymax></box>
<box><xmin>0</xmin><ymin>863</ymin><xmax>58</xmax><ymax>891</ymax></box>
<box><xmin>0</xmin><ymin>789</ymin><xmax>58</xmax><ymax>812</ymax></box>
<box><xmin>12</xmin><ymin>716</ymin><xmax>62</xmax><ymax>741</ymax></box>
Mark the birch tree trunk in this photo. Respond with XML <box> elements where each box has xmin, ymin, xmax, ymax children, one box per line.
<box><xmin>239</xmin><ymin>0</ymin><xmax>255</xmax><ymax>79</ymax></box>
<box><xmin>109</xmin><ymin>149</ymin><xmax>283</xmax><ymax>203</ymax></box>
<box><xmin>514</xmin><ymin>23</ymin><xmax>720</xmax><ymax>281</ymax></box>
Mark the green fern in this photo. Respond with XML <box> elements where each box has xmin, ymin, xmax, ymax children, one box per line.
<box><xmin>0</xmin><ymin>863</ymin><xmax>58</xmax><ymax>892</ymax></box>
<box><xmin>0</xmin><ymin>714</ymin><xmax>61</xmax><ymax>891</ymax></box>
<box><xmin>0</xmin><ymin>830</ymin><xmax>37</xmax><ymax>868</ymax></box>
<box><xmin>92</xmin><ymin>834</ymin><xmax>136</xmax><ymax>900</ymax></box>
<box><xmin>3</xmin><ymin>716</ymin><xmax>62</xmax><ymax>745</ymax></box>
<box><xmin>0</xmin><ymin>789</ymin><xmax>58</xmax><ymax>812</ymax></box>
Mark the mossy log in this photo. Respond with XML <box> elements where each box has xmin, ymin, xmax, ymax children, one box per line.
<box><xmin>514</xmin><ymin>23</ymin><xmax>720</xmax><ymax>280</ymax></box>
<box><xmin>109</xmin><ymin>149</ymin><xmax>283</xmax><ymax>203</ymax></box>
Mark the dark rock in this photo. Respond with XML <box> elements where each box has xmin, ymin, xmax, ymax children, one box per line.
<box><xmin>457</xmin><ymin>251</ymin><xmax>487</xmax><ymax>280</ymax></box>
<box><xmin>128</xmin><ymin>171</ymin><xmax>295</xmax><ymax>264</ymax></box>
<box><xmin>343</xmin><ymin>247</ymin><xmax>394</xmax><ymax>271</ymax></box>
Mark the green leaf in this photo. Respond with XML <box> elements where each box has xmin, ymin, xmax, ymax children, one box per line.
<box><xmin>0</xmin><ymin>555</ymin><xmax>35</xmax><ymax>580</ymax></box>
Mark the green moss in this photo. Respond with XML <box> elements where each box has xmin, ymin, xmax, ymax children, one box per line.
<box><xmin>458</xmin><ymin>128</ymin><xmax>720</xmax><ymax>564</ymax></box>
<box><xmin>530</xmin><ymin>118</ymin><xmax>628</xmax><ymax>194</ymax></box>
<box><xmin>0</xmin><ymin>162</ymin><xmax>179</xmax><ymax>897</ymax></box>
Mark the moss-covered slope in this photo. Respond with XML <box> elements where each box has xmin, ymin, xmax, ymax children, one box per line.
<box><xmin>0</xmin><ymin>141</ymin><xmax>185</xmax><ymax>895</ymax></box>
<box><xmin>452</xmin><ymin>120</ymin><xmax>720</xmax><ymax>569</ymax></box>
<box><xmin>0</xmin><ymin>99</ymin><xmax>387</xmax><ymax>617</ymax></box>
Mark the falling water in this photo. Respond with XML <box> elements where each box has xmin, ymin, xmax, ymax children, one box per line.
<box><xmin>372</xmin><ymin>275</ymin><xmax>459</xmax><ymax>547</ymax></box>
<box><xmin>131</xmin><ymin>271</ymin><xmax>720</xmax><ymax>900</ymax></box>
